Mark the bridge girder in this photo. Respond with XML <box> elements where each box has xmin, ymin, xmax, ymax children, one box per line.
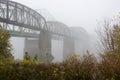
<box><xmin>0</xmin><ymin>0</ymin><xmax>71</xmax><ymax>37</ymax></box>
<box><xmin>46</xmin><ymin>21</ymin><xmax>71</xmax><ymax>37</ymax></box>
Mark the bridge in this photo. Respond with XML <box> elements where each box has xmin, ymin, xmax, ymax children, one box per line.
<box><xmin>0</xmin><ymin>0</ymin><xmax>76</xmax><ymax>62</ymax></box>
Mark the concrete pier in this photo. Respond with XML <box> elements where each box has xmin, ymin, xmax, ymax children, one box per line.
<box><xmin>39</xmin><ymin>31</ymin><xmax>53</xmax><ymax>62</ymax></box>
<box><xmin>24</xmin><ymin>31</ymin><xmax>53</xmax><ymax>62</ymax></box>
<box><xmin>24</xmin><ymin>31</ymin><xmax>75</xmax><ymax>62</ymax></box>
<box><xmin>63</xmin><ymin>37</ymin><xmax>75</xmax><ymax>59</ymax></box>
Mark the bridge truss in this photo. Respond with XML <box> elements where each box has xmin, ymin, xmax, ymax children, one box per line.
<box><xmin>0</xmin><ymin>0</ymin><xmax>71</xmax><ymax>38</ymax></box>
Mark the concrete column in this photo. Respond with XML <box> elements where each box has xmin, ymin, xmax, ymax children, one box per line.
<box><xmin>63</xmin><ymin>37</ymin><xmax>75</xmax><ymax>60</ymax></box>
<box><xmin>39</xmin><ymin>31</ymin><xmax>53</xmax><ymax>62</ymax></box>
<box><xmin>24</xmin><ymin>31</ymin><xmax>53</xmax><ymax>62</ymax></box>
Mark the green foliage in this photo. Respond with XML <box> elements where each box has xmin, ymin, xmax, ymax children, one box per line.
<box><xmin>99</xmin><ymin>24</ymin><xmax>120</xmax><ymax>62</ymax></box>
<box><xmin>0</xmin><ymin>26</ymin><xmax>13</xmax><ymax>63</ymax></box>
<box><xmin>24</xmin><ymin>52</ymin><xmax>39</xmax><ymax>64</ymax></box>
<box><xmin>97</xmin><ymin>18</ymin><xmax>120</xmax><ymax>80</ymax></box>
<box><xmin>111</xmin><ymin>25</ymin><xmax>120</xmax><ymax>53</ymax></box>
<box><xmin>0</xmin><ymin>53</ymin><xmax>96</xmax><ymax>80</ymax></box>
<box><xmin>62</xmin><ymin>53</ymin><xmax>96</xmax><ymax>80</ymax></box>
<box><xmin>33</xmin><ymin>54</ymin><xmax>38</xmax><ymax>62</ymax></box>
<box><xmin>0</xmin><ymin>52</ymin><xmax>120</xmax><ymax>80</ymax></box>
<box><xmin>24</xmin><ymin>52</ymin><xmax>31</xmax><ymax>61</ymax></box>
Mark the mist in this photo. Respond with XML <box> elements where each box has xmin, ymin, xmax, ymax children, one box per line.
<box><xmin>10</xmin><ymin>27</ymin><xmax>98</xmax><ymax>62</ymax></box>
<box><xmin>8</xmin><ymin>0</ymin><xmax>120</xmax><ymax>62</ymax></box>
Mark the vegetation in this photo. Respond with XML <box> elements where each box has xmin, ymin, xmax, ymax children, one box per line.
<box><xmin>0</xmin><ymin>53</ymin><xmax>97</xmax><ymax>80</ymax></box>
<box><xmin>1</xmin><ymin>16</ymin><xmax>120</xmax><ymax>80</ymax></box>
<box><xmin>0</xmin><ymin>25</ymin><xmax>13</xmax><ymax>63</ymax></box>
<box><xmin>0</xmin><ymin>52</ymin><xmax>119</xmax><ymax>80</ymax></box>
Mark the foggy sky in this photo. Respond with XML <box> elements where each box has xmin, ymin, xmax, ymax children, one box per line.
<box><xmin>11</xmin><ymin>0</ymin><xmax>120</xmax><ymax>33</ymax></box>
<box><xmin>10</xmin><ymin>0</ymin><xmax>120</xmax><ymax>60</ymax></box>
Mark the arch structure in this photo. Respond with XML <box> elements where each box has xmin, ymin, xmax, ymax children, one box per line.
<box><xmin>46</xmin><ymin>21</ymin><xmax>71</xmax><ymax>37</ymax></box>
<box><xmin>0</xmin><ymin>0</ymin><xmax>71</xmax><ymax>38</ymax></box>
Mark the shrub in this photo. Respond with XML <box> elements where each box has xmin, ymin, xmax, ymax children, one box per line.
<box><xmin>0</xmin><ymin>26</ymin><xmax>13</xmax><ymax>63</ymax></box>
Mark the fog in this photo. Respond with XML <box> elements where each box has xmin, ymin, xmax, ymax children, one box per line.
<box><xmin>11</xmin><ymin>0</ymin><xmax>120</xmax><ymax>33</ymax></box>
<box><xmin>10</xmin><ymin>28</ymin><xmax>97</xmax><ymax>62</ymax></box>
<box><xmin>10</xmin><ymin>37</ymin><xmax>25</xmax><ymax>60</ymax></box>
<box><xmin>9</xmin><ymin>0</ymin><xmax>120</xmax><ymax>61</ymax></box>
<box><xmin>10</xmin><ymin>38</ymin><xmax>64</xmax><ymax>61</ymax></box>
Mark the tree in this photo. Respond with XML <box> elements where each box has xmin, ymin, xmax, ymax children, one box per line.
<box><xmin>97</xmin><ymin>19</ymin><xmax>120</xmax><ymax>61</ymax></box>
<box><xmin>112</xmin><ymin>25</ymin><xmax>120</xmax><ymax>53</ymax></box>
<box><xmin>0</xmin><ymin>25</ymin><xmax>13</xmax><ymax>62</ymax></box>
<box><xmin>97</xmin><ymin>19</ymin><xmax>112</xmax><ymax>52</ymax></box>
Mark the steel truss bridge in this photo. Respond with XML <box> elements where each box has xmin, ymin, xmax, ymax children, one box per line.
<box><xmin>0</xmin><ymin>0</ymin><xmax>71</xmax><ymax>38</ymax></box>
<box><xmin>0</xmin><ymin>0</ymin><xmax>80</xmax><ymax>61</ymax></box>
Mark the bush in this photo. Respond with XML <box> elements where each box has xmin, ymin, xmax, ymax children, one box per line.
<box><xmin>0</xmin><ymin>53</ymin><xmax>97</xmax><ymax>80</ymax></box>
<box><xmin>0</xmin><ymin>52</ymin><xmax>120</xmax><ymax>80</ymax></box>
<box><xmin>0</xmin><ymin>26</ymin><xmax>13</xmax><ymax>63</ymax></box>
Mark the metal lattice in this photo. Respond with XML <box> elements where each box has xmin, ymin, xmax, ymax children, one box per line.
<box><xmin>0</xmin><ymin>0</ymin><xmax>71</xmax><ymax>38</ymax></box>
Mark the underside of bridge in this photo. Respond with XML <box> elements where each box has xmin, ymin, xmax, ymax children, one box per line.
<box><xmin>24</xmin><ymin>34</ymin><xmax>75</xmax><ymax>62</ymax></box>
<box><xmin>0</xmin><ymin>0</ymin><xmax>76</xmax><ymax>62</ymax></box>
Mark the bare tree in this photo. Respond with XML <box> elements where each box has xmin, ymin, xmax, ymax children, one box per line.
<box><xmin>97</xmin><ymin>17</ymin><xmax>120</xmax><ymax>61</ymax></box>
<box><xmin>97</xmin><ymin>19</ymin><xmax>113</xmax><ymax>52</ymax></box>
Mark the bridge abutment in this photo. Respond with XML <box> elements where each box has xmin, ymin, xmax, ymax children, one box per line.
<box><xmin>63</xmin><ymin>37</ymin><xmax>75</xmax><ymax>60</ymax></box>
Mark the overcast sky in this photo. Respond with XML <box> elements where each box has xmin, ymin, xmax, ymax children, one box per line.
<box><xmin>11</xmin><ymin>0</ymin><xmax>120</xmax><ymax>34</ymax></box>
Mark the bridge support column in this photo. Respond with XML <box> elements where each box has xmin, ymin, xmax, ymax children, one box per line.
<box><xmin>63</xmin><ymin>37</ymin><xmax>75</xmax><ymax>60</ymax></box>
<box><xmin>24</xmin><ymin>31</ymin><xmax>54</xmax><ymax>62</ymax></box>
<box><xmin>39</xmin><ymin>31</ymin><xmax>53</xmax><ymax>62</ymax></box>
